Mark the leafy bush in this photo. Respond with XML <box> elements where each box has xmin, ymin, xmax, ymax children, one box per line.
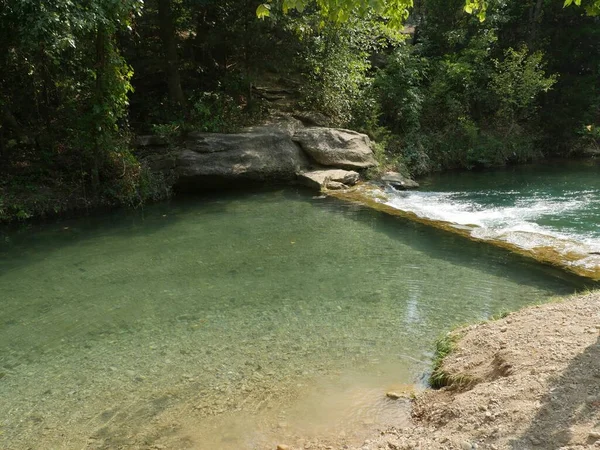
<box><xmin>375</xmin><ymin>44</ymin><xmax>429</xmax><ymax>135</ymax></box>
<box><xmin>374</xmin><ymin>23</ymin><xmax>556</xmax><ymax>176</ymax></box>
<box><xmin>490</xmin><ymin>46</ymin><xmax>557</xmax><ymax>123</ymax></box>
<box><xmin>294</xmin><ymin>16</ymin><xmax>402</xmax><ymax>127</ymax></box>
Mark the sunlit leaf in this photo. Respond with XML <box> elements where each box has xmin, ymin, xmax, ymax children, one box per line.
<box><xmin>256</xmin><ymin>3</ymin><xmax>271</xmax><ymax>19</ymax></box>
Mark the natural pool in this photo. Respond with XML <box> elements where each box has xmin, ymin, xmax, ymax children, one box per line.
<box><xmin>0</xmin><ymin>188</ymin><xmax>590</xmax><ymax>449</ymax></box>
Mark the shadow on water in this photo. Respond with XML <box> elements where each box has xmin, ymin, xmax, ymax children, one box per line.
<box><xmin>1</xmin><ymin>184</ymin><xmax>594</xmax><ymax>294</ymax></box>
<box><xmin>0</xmin><ymin>187</ymin><xmax>302</xmax><ymax>274</ymax></box>
<box><xmin>512</xmin><ymin>336</ymin><xmax>600</xmax><ymax>449</ymax></box>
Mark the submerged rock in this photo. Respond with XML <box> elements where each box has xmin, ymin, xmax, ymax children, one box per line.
<box><xmin>293</xmin><ymin>127</ymin><xmax>378</xmax><ymax>170</ymax></box>
<box><xmin>380</xmin><ymin>172</ymin><xmax>419</xmax><ymax>190</ymax></box>
<box><xmin>385</xmin><ymin>388</ymin><xmax>413</xmax><ymax>400</ymax></box>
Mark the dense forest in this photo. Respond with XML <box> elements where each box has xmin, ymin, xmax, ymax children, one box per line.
<box><xmin>1</xmin><ymin>0</ymin><xmax>599</xmax><ymax>222</ymax></box>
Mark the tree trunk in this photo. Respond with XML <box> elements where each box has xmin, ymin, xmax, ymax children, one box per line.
<box><xmin>412</xmin><ymin>0</ymin><xmax>422</xmax><ymax>45</ymax></box>
<box><xmin>1</xmin><ymin>101</ymin><xmax>38</xmax><ymax>151</ymax></box>
<box><xmin>528</xmin><ymin>0</ymin><xmax>544</xmax><ymax>49</ymax></box>
<box><xmin>158</xmin><ymin>0</ymin><xmax>187</xmax><ymax>108</ymax></box>
<box><xmin>92</xmin><ymin>25</ymin><xmax>107</xmax><ymax>196</ymax></box>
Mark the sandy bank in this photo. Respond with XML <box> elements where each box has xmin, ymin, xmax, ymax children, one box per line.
<box><xmin>354</xmin><ymin>290</ymin><xmax>600</xmax><ymax>450</ymax></box>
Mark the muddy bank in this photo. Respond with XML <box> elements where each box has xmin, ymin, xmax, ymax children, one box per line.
<box><xmin>353</xmin><ymin>290</ymin><xmax>600</xmax><ymax>450</ymax></box>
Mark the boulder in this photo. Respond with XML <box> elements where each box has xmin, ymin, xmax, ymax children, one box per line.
<box><xmin>292</xmin><ymin>128</ymin><xmax>378</xmax><ymax>170</ymax></box>
<box><xmin>298</xmin><ymin>169</ymin><xmax>359</xmax><ymax>191</ymax></box>
<box><xmin>582</xmin><ymin>147</ymin><xmax>600</xmax><ymax>157</ymax></box>
<box><xmin>380</xmin><ymin>172</ymin><xmax>419</xmax><ymax>189</ymax></box>
<box><xmin>173</xmin><ymin>125</ymin><xmax>311</xmax><ymax>191</ymax></box>
<box><xmin>142</xmin><ymin>154</ymin><xmax>176</xmax><ymax>172</ymax></box>
<box><xmin>137</xmin><ymin>120</ymin><xmax>379</xmax><ymax>192</ymax></box>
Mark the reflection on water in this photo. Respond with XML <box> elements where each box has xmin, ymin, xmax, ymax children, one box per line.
<box><xmin>0</xmin><ymin>189</ymin><xmax>587</xmax><ymax>449</ymax></box>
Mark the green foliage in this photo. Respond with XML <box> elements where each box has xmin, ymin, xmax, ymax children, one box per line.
<box><xmin>579</xmin><ymin>124</ymin><xmax>600</xmax><ymax>153</ymax></box>
<box><xmin>465</xmin><ymin>0</ymin><xmax>600</xmax><ymax>19</ymax></box>
<box><xmin>373</xmin><ymin>0</ymin><xmax>568</xmax><ymax>176</ymax></box>
<box><xmin>375</xmin><ymin>44</ymin><xmax>428</xmax><ymax>134</ymax></box>
<box><xmin>429</xmin><ymin>330</ymin><xmax>477</xmax><ymax>389</ymax></box>
<box><xmin>0</xmin><ymin>0</ymin><xmax>166</xmax><ymax>223</ymax></box>
<box><xmin>296</xmin><ymin>22</ymin><xmax>370</xmax><ymax>125</ymax></box>
<box><xmin>490</xmin><ymin>46</ymin><xmax>557</xmax><ymax>123</ymax></box>
<box><xmin>294</xmin><ymin>16</ymin><xmax>402</xmax><ymax>127</ymax></box>
<box><xmin>490</xmin><ymin>310</ymin><xmax>511</xmax><ymax>320</ymax></box>
<box><xmin>257</xmin><ymin>0</ymin><xmax>414</xmax><ymax>27</ymax></box>
<box><xmin>151</xmin><ymin>88</ymin><xmax>265</xmax><ymax>140</ymax></box>
<box><xmin>188</xmin><ymin>90</ymin><xmax>261</xmax><ymax>133</ymax></box>
<box><xmin>563</xmin><ymin>0</ymin><xmax>600</xmax><ymax>15</ymax></box>
<box><xmin>1</xmin><ymin>0</ymin><xmax>599</xmax><ymax>222</ymax></box>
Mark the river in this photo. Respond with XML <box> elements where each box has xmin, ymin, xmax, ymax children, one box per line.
<box><xmin>0</xmin><ymin>167</ymin><xmax>595</xmax><ymax>449</ymax></box>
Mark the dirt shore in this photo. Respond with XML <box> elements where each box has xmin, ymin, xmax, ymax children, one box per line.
<box><xmin>353</xmin><ymin>290</ymin><xmax>600</xmax><ymax>450</ymax></box>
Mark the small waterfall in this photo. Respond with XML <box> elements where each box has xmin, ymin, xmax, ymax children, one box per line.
<box><xmin>330</xmin><ymin>182</ymin><xmax>600</xmax><ymax>280</ymax></box>
<box><xmin>382</xmin><ymin>185</ymin><xmax>600</xmax><ymax>278</ymax></box>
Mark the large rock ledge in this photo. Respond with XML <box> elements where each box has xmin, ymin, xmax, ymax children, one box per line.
<box><xmin>136</xmin><ymin>120</ymin><xmax>379</xmax><ymax>191</ymax></box>
<box><xmin>356</xmin><ymin>290</ymin><xmax>600</xmax><ymax>450</ymax></box>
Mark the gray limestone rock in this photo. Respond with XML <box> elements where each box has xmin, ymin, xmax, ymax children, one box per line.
<box><xmin>293</xmin><ymin>127</ymin><xmax>378</xmax><ymax>170</ymax></box>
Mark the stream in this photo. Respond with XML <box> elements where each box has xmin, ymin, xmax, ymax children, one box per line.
<box><xmin>381</xmin><ymin>160</ymin><xmax>600</xmax><ymax>279</ymax></box>
<box><xmin>0</xmin><ymin>166</ymin><xmax>596</xmax><ymax>449</ymax></box>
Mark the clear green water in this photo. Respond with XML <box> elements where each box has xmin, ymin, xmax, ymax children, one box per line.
<box><xmin>0</xmin><ymin>189</ymin><xmax>588</xmax><ymax>449</ymax></box>
<box><xmin>394</xmin><ymin>160</ymin><xmax>600</xmax><ymax>241</ymax></box>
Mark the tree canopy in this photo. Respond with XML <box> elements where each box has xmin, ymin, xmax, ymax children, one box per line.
<box><xmin>1</xmin><ymin>0</ymin><xmax>599</xmax><ymax>222</ymax></box>
<box><xmin>257</xmin><ymin>0</ymin><xmax>600</xmax><ymax>23</ymax></box>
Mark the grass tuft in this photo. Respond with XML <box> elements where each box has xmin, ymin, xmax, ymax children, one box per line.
<box><xmin>429</xmin><ymin>331</ymin><xmax>477</xmax><ymax>390</ymax></box>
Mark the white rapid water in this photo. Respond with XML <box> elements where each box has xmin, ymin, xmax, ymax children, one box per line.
<box><xmin>386</xmin><ymin>189</ymin><xmax>598</xmax><ymax>241</ymax></box>
<box><xmin>377</xmin><ymin>185</ymin><xmax>600</xmax><ymax>276</ymax></box>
